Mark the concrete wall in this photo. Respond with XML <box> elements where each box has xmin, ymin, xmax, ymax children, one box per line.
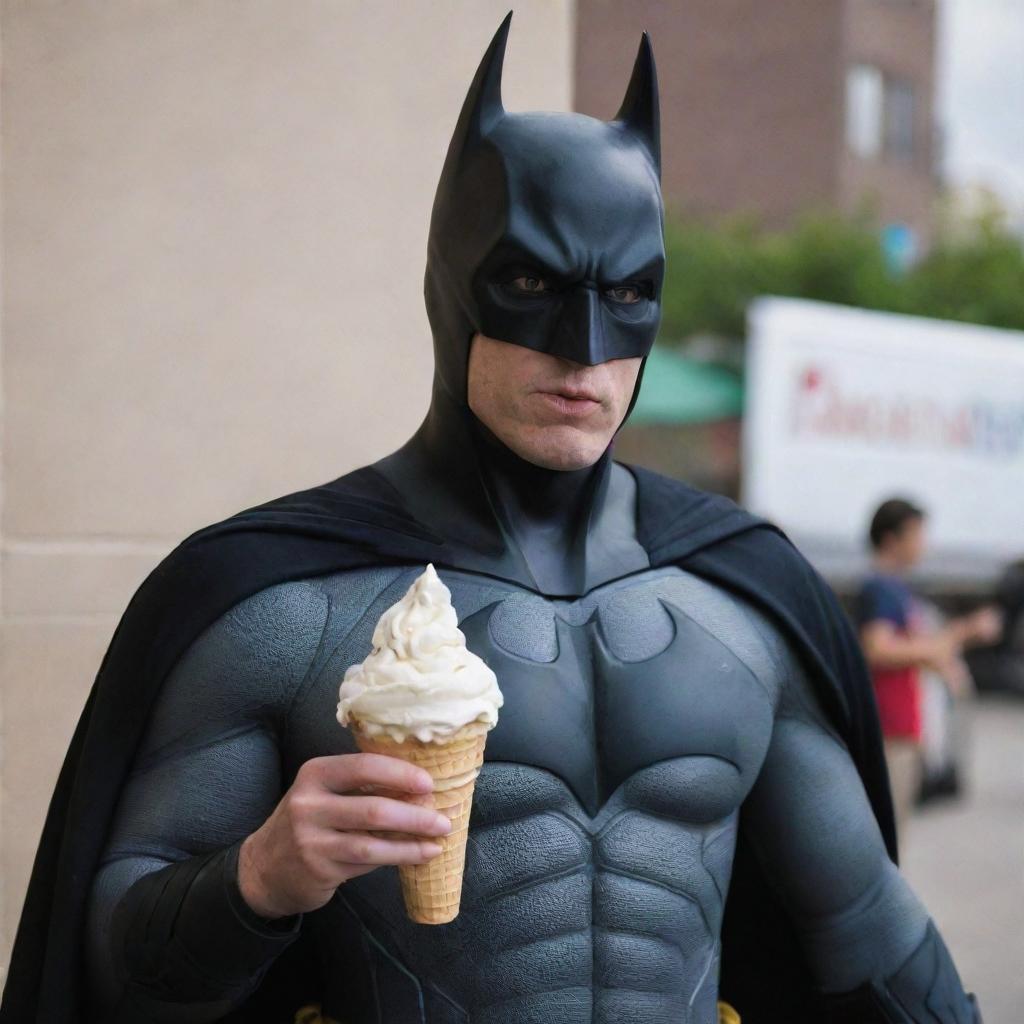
<box><xmin>0</xmin><ymin>0</ymin><xmax>574</xmax><ymax>977</ymax></box>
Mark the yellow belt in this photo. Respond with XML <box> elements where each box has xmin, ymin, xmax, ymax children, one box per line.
<box><xmin>295</xmin><ymin>1001</ymin><xmax>741</xmax><ymax>1023</ymax></box>
<box><xmin>719</xmin><ymin>1001</ymin><xmax>742</xmax><ymax>1024</ymax></box>
<box><xmin>295</xmin><ymin>1008</ymin><xmax>337</xmax><ymax>1024</ymax></box>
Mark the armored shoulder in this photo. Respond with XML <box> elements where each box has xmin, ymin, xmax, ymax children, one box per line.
<box><xmin>135</xmin><ymin>578</ymin><xmax>332</xmax><ymax>758</ymax></box>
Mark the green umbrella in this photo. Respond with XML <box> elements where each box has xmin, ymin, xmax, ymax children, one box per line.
<box><xmin>629</xmin><ymin>346</ymin><xmax>744</xmax><ymax>425</ymax></box>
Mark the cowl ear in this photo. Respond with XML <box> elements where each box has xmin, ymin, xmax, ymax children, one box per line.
<box><xmin>613</xmin><ymin>31</ymin><xmax>661</xmax><ymax>178</ymax></box>
<box><xmin>441</xmin><ymin>10</ymin><xmax>511</xmax><ymax>172</ymax></box>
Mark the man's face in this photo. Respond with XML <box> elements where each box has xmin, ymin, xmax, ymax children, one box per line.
<box><xmin>890</xmin><ymin>517</ymin><xmax>927</xmax><ymax>567</ymax></box>
<box><xmin>467</xmin><ymin>332</ymin><xmax>642</xmax><ymax>471</ymax></box>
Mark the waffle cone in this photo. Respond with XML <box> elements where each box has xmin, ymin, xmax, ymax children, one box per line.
<box><xmin>352</xmin><ymin>722</ymin><xmax>489</xmax><ymax>924</ymax></box>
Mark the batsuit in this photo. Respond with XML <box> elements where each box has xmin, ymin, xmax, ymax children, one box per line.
<box><xmin>0</xmin><ymin>13</ymin><xmax>981</xmax><ymax>1024</ymax></box>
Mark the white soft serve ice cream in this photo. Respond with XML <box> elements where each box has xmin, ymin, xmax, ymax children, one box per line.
<box><xmin>336</xmin><ymin>564</ymin><xmax>503</xmax><ymax>743</ymax></box>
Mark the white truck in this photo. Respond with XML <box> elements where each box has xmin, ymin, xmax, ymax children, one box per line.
<box><xmin>743</xmin><ymin>296</ymin><xmax>1024</xmax><ymax>593</ymax></box>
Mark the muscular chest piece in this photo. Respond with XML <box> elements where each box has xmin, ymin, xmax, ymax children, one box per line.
<box><xmin>455</xmin><ymin>575</ymin><xmax>777</xmax><ymax>820</ymax></box>
<box><xmin>302</xmin><ymin>568</ymin><xmax>781</xmax><ymax>1021</ymax></box>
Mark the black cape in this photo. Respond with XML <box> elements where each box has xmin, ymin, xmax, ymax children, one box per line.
<box><xmin>0</xmin><ymin>463</ymin><xmax>895</xmax><ymax>1024</ymax></box>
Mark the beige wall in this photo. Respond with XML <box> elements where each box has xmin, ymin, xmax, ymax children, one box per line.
<box><xmin>0</xmin><ymin>0</ymin><xmax>574</xmax><ymax>976</ymax></box>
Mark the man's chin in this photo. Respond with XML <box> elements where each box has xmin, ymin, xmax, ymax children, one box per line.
<box><xmin>508</xmin><ymin>425</ymin><xmax>610</xmax><ymax>471</ymax></box>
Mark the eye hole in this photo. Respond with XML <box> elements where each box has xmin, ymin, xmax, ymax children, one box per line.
<box><xmin>605</xmin><ymin>283</ymin><xmax>644</xmax><ymax>304</ymax></box>
<box><xmin>510</xmin><ymin>275</ymin><xmax>550</xmax><ymax>294</ymax></box>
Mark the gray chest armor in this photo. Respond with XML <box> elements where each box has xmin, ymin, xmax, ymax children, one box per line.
<box><xmin>285</xmin><ymin>565</ymin><xmax>784</xmax><ymax>1024</ymax></box>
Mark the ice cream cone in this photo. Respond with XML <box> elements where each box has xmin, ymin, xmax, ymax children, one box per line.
<box><xmin>337</xmin><ymin>564</ymin><xmax>502</xmax><ymax>925</ymax></box>
<box><xmin>353</xmin><ymin>721</ymin><xmax>488</xmax><ymax>924</ymax></box>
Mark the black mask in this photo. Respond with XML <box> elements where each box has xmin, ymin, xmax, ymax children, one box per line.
<box><xmin>423</xmin><ymin>11</ymin><xmax>664</xmax><ymax>409</ymax></box>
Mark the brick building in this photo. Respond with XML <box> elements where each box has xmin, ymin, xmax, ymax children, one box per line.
<box><xmin>575</xmin><ymin>0</ymin><xmax>939</xmax><ymax>252</ymax></box>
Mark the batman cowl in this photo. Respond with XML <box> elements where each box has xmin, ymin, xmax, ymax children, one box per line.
<box><xmin>378</xmin><ymin>11</ymin><xmax>666</xmax><ymax>597</ymax></box>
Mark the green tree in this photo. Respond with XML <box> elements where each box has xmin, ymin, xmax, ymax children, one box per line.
<box><xmin>658</xmin><ymin>200</ymin><xmax>1024</xmax><ymax>346</ymax></box>
<box><xmin>906</xmin><ymin>204</ymin><xmax>1024</xmax><ymax>330</ymax></box>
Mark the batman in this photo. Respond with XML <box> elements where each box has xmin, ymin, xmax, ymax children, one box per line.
<box><xmin>1</xmin><ymin>12</ymin><xmax>982</xmax><ymax>1024</ymax></box>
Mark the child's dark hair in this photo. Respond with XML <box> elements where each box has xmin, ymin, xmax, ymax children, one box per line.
<box><xmin>869</xmin><ymin>498</ymin><xmax>926</xmax><ymax>550</ymax></box>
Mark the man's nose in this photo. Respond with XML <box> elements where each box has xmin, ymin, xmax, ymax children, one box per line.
<box><xmin>552</xmin><ymin>284</ymin><xmax>608</xmax><ymax>366</ymax></box>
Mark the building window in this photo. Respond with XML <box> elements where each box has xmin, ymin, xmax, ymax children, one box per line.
<box><xmin>846</xmin><ymin>64</ymin><xmax>917</xmax><ymax>161</ymax></box>
<box><xmin>885</xmin><ymin>79</ymin><xmax>916</xmax><ymax>159</ymax></box>
<box><xmin>846</xmin><ymin>64</ymin><xmax>884</xmax><ymax>159</ymax></box>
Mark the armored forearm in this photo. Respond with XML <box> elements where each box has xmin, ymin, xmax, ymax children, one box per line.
<box><xmin>102</xmin><ymin>842</ymin><xmax>300</xmax><ymax>1023</ymax></box>
<box><xmin>85</xmin><ymin>580</ymin><xmax>331</xmax><ymax>1021</ymax></box>
<box><xmin>745</xmin><ymin>661</ymin><xmax>981</xmax><ymax>1023</ymax></box>
<box><xmin>820</xmin><ymin>922</ymin><xmax>981</xmax><ymax>1023</ymax></box>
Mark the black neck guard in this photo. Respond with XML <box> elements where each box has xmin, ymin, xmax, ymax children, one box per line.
<box><xmin>373</xmin><ymin>385</ymin><xmax>649</xmax><ymax>596</ymax></box>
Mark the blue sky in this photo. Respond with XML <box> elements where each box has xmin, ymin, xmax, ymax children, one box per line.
<box><xmin>937</xmin><ymin>0</ymin><xmax>1024</xmax><ymax>214</ymax></box>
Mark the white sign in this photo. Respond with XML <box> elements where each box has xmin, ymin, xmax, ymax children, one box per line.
<box><xmin>742</xmin><ymin>297</ymin><xmax>1024</xmax><ymax>583</ymax></box>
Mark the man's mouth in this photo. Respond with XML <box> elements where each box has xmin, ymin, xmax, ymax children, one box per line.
<box><xmin>537</xmin><ymin>388</ymin><xmax>602</xmax><ymax>418</ymax></box>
